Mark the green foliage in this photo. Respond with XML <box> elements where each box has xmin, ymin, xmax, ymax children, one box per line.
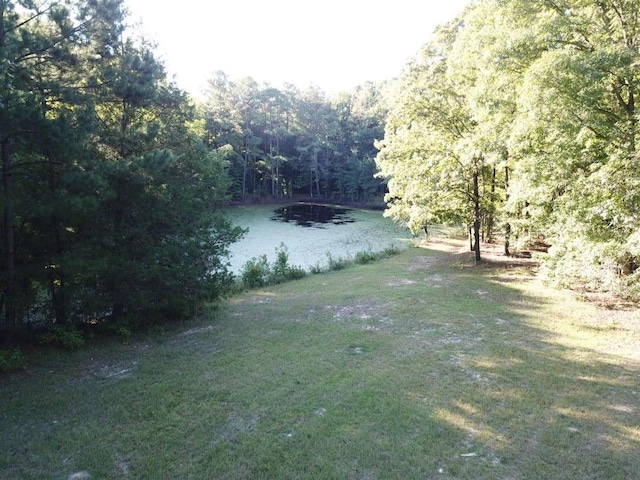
<box><xmin>241</xmin><ymin>255</ymin><xmax>271</xmax><ymax>289</ymax></box>
<box><xmin>354</xmin><ymin>250</ymin><xmax>380</xmax><ymax>264</ymax></box>
<box><xmin>241</xmin><ymin>244</ymin><xmax>306</xmax><ymax>289</ymax></box>
<box><xmin>40</xmin><ymin>325</ymin><xmax>85</xmax><ymax>351</ymax></box>
<box><xmin>310</xmin><ymin>262</ymin><xmax>324</xmax><ymax>275</ymax></box>
<box><xmin>110</xmin><ymin>319</ymin><xmax>134</xmax><ymax>344</ymax></box>
<box><xmin>325</xmin><ymin>253</ymin><xmax>351</xmax><ymax>271</ymax></box>
<box><xmin>541</xmin><ymin>232</ymin><xmax>640</xmax><ymax>299</ymax></box>
<box><xmin>377</xmin><ymin>0</ymin><xmax>640</xmax><ymax>298</ymax></box>
<box><xmin>0</xmin><ymin>348</ymin><xmax>26</xmax><ymax>373</ymax></box>
<box><xmin>270</xmin><ymin>244</ymin><xmax>307</xmax><ymax>284</ymax></box>
<box><xmin>0</xmin><ymin>0</ymin><xmax>243</xmax><ymax>339</ymax></box>
<box><xmin>353</xmin><ymin>244</ymin><xmax>401</xmax><ymax>265</ymax></box>
<box><xmin>382</xmin><ymin>244</ymin><xmax>401</xmax><ymax>256</ymax></box>
<box><xmin>202</xmin><ymin>75</ymin><xmax>389</xmax><ymax>202</ymax></box>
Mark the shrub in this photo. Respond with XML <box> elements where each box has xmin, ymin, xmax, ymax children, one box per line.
<box><xmin>40</xmin><ymin>325</ymin><xmax>85</xmax><ymax>351</ymax></box>
<box><xmin>383</xmin><ymin>244</ymin><xmax>401</xmax><ymax>256</ymax></box>
<box><xmin>241</xmin><ymin>255</ymin><xmax>271</xmax><ymax>288</ymax></box>
<box><xmin>110</xmin><ymin>318</ymin><xmax>134</xmax><ymax>344</ymax></box>
<box><xmin>326</xmin><ymin>253</ymin><xmax>351</xmax><ymax>271</ymax></box>
<box><xmin>355</xmin><ymin>250</ymin><xmax>380</xmax><ymax>264</ymax></box>
<box><xmin>310</xmin><ymin>262</ymin><xmax>324</xmax><ymax>274</ymax></box>
<box><xmin>0</xmin><ymin>348</ymin><xmax>27</xmax><ymax>373</ymax></box>
<box><xmin>240</xmin><ymin>244</ymin><xmax>306</xmax><ymax>289</ymax></box>
<box><xmin>270</xmin><ymin>244</ymin><xmax>306</xmax><ymax>284</ymax></box>
<box><xmin>270</xmin><ymin>245</ymin><xmax>293</xmax><ymax>284</ymax></box>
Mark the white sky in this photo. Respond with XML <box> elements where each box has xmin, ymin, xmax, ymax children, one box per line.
<box><xmin>124</xmin><ymin>0</ymin><xmax>470</xmax><ymax>96</ymax></box>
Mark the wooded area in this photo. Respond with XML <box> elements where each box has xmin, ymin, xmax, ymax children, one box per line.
<box><xmin>2</xmin><ymin>0</ymin><xmax>639</xmax><ymax>345</ymax></box>
<box><xmin>0</xmin><ymin>0</ymin><xmax>390</xmax><ymax>342</ymax></box>
<box><xmin>376</xmin><ymin>0</ymin><xmax>640</xmax><ymax>298</ymax></box>
<box><xmin>203</xmin><ymin>73</ymin><xmax>389</xmax><ymax>202</ymax></box>
<box><xmin>0</xmin><ymin>0</ymin><xmax>243</xmax><ymax>340</ymax></box>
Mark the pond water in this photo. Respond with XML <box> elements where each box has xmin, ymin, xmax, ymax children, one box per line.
<box><xmin>271</xmin><ymin>204</ymin><xmax>355</xmax><ymax>227</ymax></box>
<box><xmin>224</xmin><ymin>203</ymin><xmax>412</xmax><ymax>274</ymax></box>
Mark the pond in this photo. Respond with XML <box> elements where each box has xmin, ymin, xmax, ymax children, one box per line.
<box><xmin>224</xmin><ymin>203</ymin><xmax>412</xmax><ymax>274</ymax></box>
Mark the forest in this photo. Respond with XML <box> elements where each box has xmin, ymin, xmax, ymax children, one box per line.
<box><xmin>1</xmin><ymin>0</ymin><xmax>639</xmax><ymax>345</ymax></box>
<box><xmin>0</xmin><ymin>0</ymin><xmax>390</xmax><ymax>343</ymax></box>
<box><xmin>376</xmin><ymin>0</ymin><xmax>640</xmax><ymax>298</ymax></box>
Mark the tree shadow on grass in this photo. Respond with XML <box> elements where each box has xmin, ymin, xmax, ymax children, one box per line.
<box><xmin>220</xmin><ymin>244</ymin><xmax>639</xmax><ymax>479</ymax></box>
<box><xmin>0</xmin><ymin>243</ymin><xmax>638</xmax><ymax>480</ymax></box>
<box><xmin>399</xmin><ymin>245</ymin><xmax>640</xmax><ymax>479</ymax></box>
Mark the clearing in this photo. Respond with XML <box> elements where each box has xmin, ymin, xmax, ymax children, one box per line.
<box><xmin>1</xmin><ymin>238</ymin><xmax>638</xmax><ymax>479</ymax></box>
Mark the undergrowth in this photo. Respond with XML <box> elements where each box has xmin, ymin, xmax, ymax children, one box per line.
<box><xmin>240</xmin><ymin>243</ymin><xmax>306</xmax><ymax>289</ymax></box>
<box><xmin>0</xmin><ymin>348</ymin><xmax>26</xmax><ymax>372</ymax></box>
<box><xmin>240</xmin><ymin>243</ymin><xmax>401</xmax><ymax>288</ymax></box>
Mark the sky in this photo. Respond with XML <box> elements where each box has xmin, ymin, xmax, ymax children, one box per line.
<box><xmin>124</xmin><ymin>0</ymin><xmax>471</xmax><ymax>97</ymax></box>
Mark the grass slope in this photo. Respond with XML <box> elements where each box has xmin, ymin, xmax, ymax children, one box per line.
<box><xmin>1</xmin><ymin>241</ymin><xmax>639</xmax><ymax>479</ymax></box>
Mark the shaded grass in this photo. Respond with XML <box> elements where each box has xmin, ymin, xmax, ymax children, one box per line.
<box><xmin>1</xmin><ymin>242</ymin><xmax>639</xmax><ymax>479</ymax></box>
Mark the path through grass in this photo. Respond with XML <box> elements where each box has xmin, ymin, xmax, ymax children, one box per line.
<box><xmin>1</xmin><ymin>240</ymin><xmax>639</xmax><ymax>479</ymax></box>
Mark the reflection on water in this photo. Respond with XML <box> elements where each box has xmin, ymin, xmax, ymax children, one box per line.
<box><xmin>271</xmin><ymin>204</ymin><xmax>355</xmax><ymax>227</ymax></box>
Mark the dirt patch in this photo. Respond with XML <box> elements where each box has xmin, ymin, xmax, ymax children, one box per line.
<box><xmin>94</xmin><ymin>362</ymin><xmax>137</xmax><ymax>380</ymax></box>
<box><xmin>387</xmin><ymin>278</ymin><xmax>418</xmax><ymax>287</ymax></box>
<box><xmin>68</xmin><ymin>472</ymin><xmax>91</xmax><ymax>480</ymax></box>
<box><xmin>407</xmin><ymin>255</ymin><xmax>438</xmax><ymax>271</ymax></box>
<box><xmin>333</xmin><ymin>303</ymin><xmax>391</xmax><ymax>321</ymax></box>
<box><xmin>216</xmin><ymin>412</ymin><xmax>259</xmax><ymax>445</ymax></box>
<box><xmin>417</xmin><ymin>237</ymin><xmax>539</xmax><ymax>270</ymax></box>
<box><xmin>577</xmin><ymin>291</ymin><xmax>640</xmax><ymax>312</ymax></box>
<box><xmin>180</xmin><ymin>325</ymin><xmax>215</xmax><ymax>336</ymax></box>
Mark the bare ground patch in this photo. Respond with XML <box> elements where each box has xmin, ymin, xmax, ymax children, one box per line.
<box><xmin>213</xmin><ymin>412</ymin><xmax>260</xmax><ymax>446</ymax></box>
<box><xmin>332</xmin><ymin>303</ymin><xmax>392</xmax><ymax>321</ymax></box>
<box><xmin>416</xmin><ymin>237</ymin><xmax>539</xmax><ymax>272</ymax></box>
<box><xmin>180</xmin><ymin>325</ymin><xmax>215</xmax><ymax>336</ymax></box>
<box><xmin>91</xmin><ymin>361</ymin><xmax>138</xmax><ymax>380</ymax></box>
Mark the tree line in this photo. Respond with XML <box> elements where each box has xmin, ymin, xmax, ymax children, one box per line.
<box><xmin>4</xmin><ymin>0</ymin><xmax>638</xmax><ymax>346</ymax></box>
<box><xmin>0</xmin><ymin>0</ymin><xmax>390</xmax><ymax>343</ymax></box>
<box><xmin>203</xmin><ymin>72</ymin><xmax>389</xmax><ymax>203</ymax></box>
<box><xmin>376</xmin><ymin>0</ymin><xmax>640</xmax><ymax>299</ymax></box>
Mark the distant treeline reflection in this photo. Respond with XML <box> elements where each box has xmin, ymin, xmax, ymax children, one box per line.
<box><xmin>271</xmin><ymin>204</ymin><xmax>355</xmax><ymax>228</ymax></box>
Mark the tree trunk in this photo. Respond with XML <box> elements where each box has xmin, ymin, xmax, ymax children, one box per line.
<box><xmin>473</xmin><ymin>169</ymin><xmax>482</xmax><ymax>262</ymax></box>
<box><xmin>312</xmin><ymin>149</ymin><xmax>321</xmax><ymax>197</ymax></box>
<box><xmin>242</xmin><ymin>150</ymin><xmax>248</xmax><ymax>200</ymax></box>
<box><xmin>1</xmin><ymin>137</ymin><xmax>16</xmax><ymax>327</ymax></box>
<box><xmin>275</xmin><ymin>157</ymin><xmax>280</xmax><ymax>197</ymax></box>
<box><xmin>486</xmin><ymin>166</ymin><xmax>496</xmax><ymax>242</ymax></box>
<box><xmin>504</xmin><ymin>165</ymin><xmax>511</xmax><ymax>256</ymax></box>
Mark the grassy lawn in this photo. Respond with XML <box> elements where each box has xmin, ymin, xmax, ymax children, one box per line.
<box><xmin>1</xmin><ymin>240</ymin><xmax>639</xmax><ymax>479</ymax></box>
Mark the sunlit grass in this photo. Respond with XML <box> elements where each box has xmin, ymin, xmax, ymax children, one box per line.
<box><xmin>1</xmin><ymin>240</ymin><xmax>638</xmax><ymax>479</ymax></box>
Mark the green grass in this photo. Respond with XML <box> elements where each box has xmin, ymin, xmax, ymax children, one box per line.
<box><xmin>1</xmin><ymin>241</ymin><xmax>639</xmax><ymax>479</ymax></box>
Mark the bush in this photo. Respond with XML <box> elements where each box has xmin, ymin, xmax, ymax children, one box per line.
<box><xmin>270</xmin><ymin>245</ymin><xmax>306</xmax><ymax>284</ymax></box>
<box><xmin>0</xmin><ymin>348</ymin><xmax>27</xmax><ymax>373</ymax></box>
<box><xmin>383</xmin><ymin>244</ymin><xmax>401</xmax><ymax>256</ymax></box>
<box><xmin>310</xmin><ymin>262</ymin><xmax>324</xmax><ymax>274</ymax></box>
<box><xmin>40</xmin><ymin>325</ymin><xmax>85</xmax><ymax>351</ymax></box>
<box><xmin>540</xmin><ymin>234</ymin><xmax>640</xmax><ymax>301</ymax></box>
<box><xmin>241</xmin><ymin>255</ymin><xmax>271</xmax><ymax>288</ymax></box>
<box><xmin>110</xmin><ymin>319</ymin><xmax>133</xmax><ymax>344</ymax></box>
<box><xmin>239</xmin><ymin>244</ymin><xmax>400</xmax><ymax>287</ymax></box>
<box><xmin>355</xmin><ymin>250</ymin><xmax>380</xmax><ymax>264</ymax></box>
<box><xmin>240</xmin><ymin>244</ymin><xmax>306</xmax><ymax>289</ymax></box>
<box><xmin>326</xmin><ymin>253</ymin><xmax>351</xmax><ymax>271</ymax></box>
